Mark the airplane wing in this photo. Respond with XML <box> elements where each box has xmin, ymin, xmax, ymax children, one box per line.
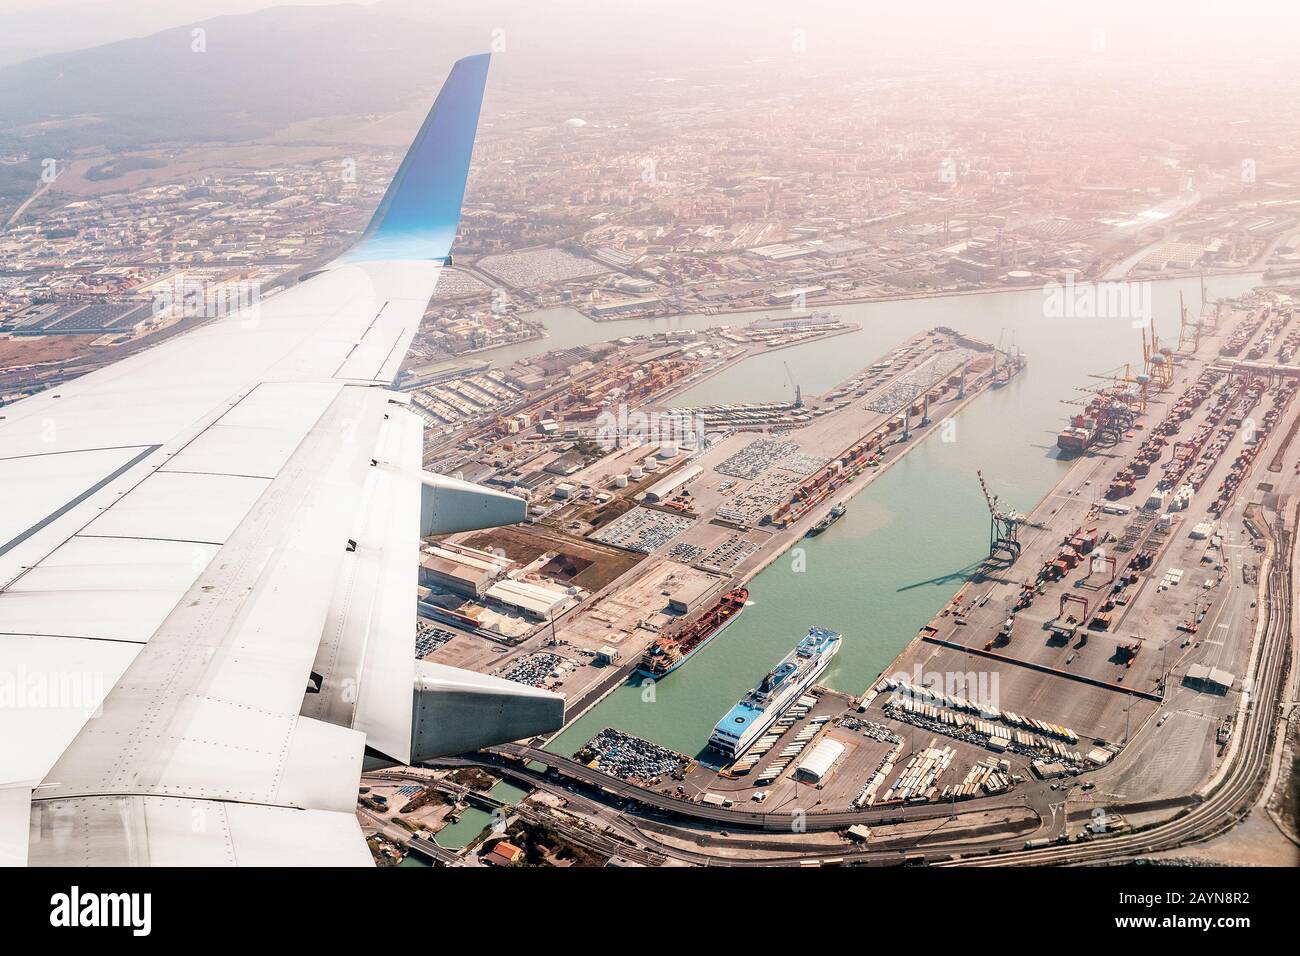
<box><xmin>0</xmin><ymin>53</ymin><xmax>564</xmax><ymax>867</ymax></box>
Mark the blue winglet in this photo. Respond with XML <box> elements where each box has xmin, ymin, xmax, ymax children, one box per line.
<box><xmin>336</xmin><ymin>53</ymin><xmax>491</xmax><ymax>265</ymax></box>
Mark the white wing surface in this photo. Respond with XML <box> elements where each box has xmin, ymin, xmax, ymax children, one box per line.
<box><xmin>0</xmin><ymin>53</ymin><xmax>563</xmax><ymax>867</ymax></box>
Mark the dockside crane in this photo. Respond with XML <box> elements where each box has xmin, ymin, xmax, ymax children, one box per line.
<box><xmin>977</xmin><ymin>469</ymin><xmax>1023</xmax><ymax>561</ymax></box>
<box><xmin>1176</xmin><ymin>291</ymin><xmax>1203</xmax><ymax>354</ymax></box>
<box><xmin>783</xmin><ymin>361</ymin><xmax>803</xmax><ymax>408</ymax></box>
<box><xmin>1073</xmin><ymin>374</ymin><xmax>1139</xmax><ymax>445</ymax></box>
<box><xmin>1142</xmin><ymin>326</ymin><xmax>1175</xmax><ymax>390</ymax></box>
<box><xmin>1088</xmin><ymin>363</ymin><xmax>1148</xmax><ymax>414</ymax></box>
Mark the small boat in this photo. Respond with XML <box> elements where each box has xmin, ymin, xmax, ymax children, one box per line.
<box><xmin>807</xmin><ymin>502</ymin><xmax>847</xmax><ymax>536</ymax></box>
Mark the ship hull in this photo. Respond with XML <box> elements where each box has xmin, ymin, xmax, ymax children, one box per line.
<box><xmin>635</xmin><ymin>610</ymin><xmax>742</xmax><ymax>679</ymax></box>
<box><xmin>711</xmin><ymin>652</ymin><xmax>835</xmax><ymax>760</ymax></box>
<box><xmin>636</xmin><ymin>588</ymin><xmax>748</xmax><ymax>679</ymax></box>
<box><xmin>1056</xmin><ymin>433</ymin><xmax>1091</xmax><ymax>456</ymax></box>
<box><xmin>806</xmin><ymin>505</ymin><xmax>846</xmax><ymax>537</ymax></box>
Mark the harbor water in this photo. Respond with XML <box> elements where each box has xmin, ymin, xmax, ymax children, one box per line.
<box><xmin>429</xmin><ymin>781</ymin><xmax>531</xmax><ymax>851</ymax></box>
<box><xmin>480</xmin><ymin>277</ymin><xmax>1264</xmax><ymax>760</ymax></box>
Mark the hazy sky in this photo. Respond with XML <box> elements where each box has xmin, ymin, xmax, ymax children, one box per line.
<box><xmin>0</xmin><ymin>0</ymin><xmax>381</xmax><ymax>64</ymax></box>
<box><xmin>0</xmin><ymin>0</ymin><xmax>370</xmax><ymax>11</ymax></box>
<box><xmin>2</xmin><ymin>0</ymin><xmax>1299</xmax><ymax>69</ymax></box>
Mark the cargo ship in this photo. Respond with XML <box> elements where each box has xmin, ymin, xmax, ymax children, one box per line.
<box><xmin>1057</xmin><ymin>413</ymin><xmax>1099</xmax><ymax>455</ymax></box>
<box><xmin>707</xmin><ymin>626</ymin><xmax>841</xmax><ymax>760</ymax></box>
<box><xmin>1058</xmin><ymin>379</ymin><xmax>1145</xmax><ymax>456</ymax></box>
<box><xmin>991</xmin><ymin>345</ymin><xmax>1026</xmax><ymax>389</ymax></box>
<box><xmin>637</xmin><ymin>587</ymin><xmax>748</xmax><ymax>679</ymax></box>
<box><xmin>807</xmin><ymin>502</ymin><xmax>846</xmax><ymax>536</ymax></box>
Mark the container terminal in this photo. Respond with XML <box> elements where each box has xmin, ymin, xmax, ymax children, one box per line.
<box><xmin>404</xmin><ymin>291</ymin><xmax>1300</xmax><ymax>865</ymax></box>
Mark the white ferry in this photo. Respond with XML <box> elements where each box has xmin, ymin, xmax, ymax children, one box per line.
<box><xmin>708</xmin><ymin>627</ymin><xmax>841</xmax><ymax>760</ymax></box>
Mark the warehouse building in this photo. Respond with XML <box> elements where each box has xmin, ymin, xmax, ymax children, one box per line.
<box><xmin>418</xmin><ymin>545</ymin><xmax>510</xmax><ymax>597</ymax></box>
<box><xmin>1183</xmin><ymin>663</ymin><xmax>1234</xmax><ymax>695</ymax></box>
<box><xmin>667</xmin><ymin>577</ymin><xmax>721</xmax><ymax>614</ymax></box>
<box><xmin>643</xmin><ymin>465</ymin><xmax>703</xmax><ymax>502</ymax></box>
<box><xmin>10</xmin><ymin>301</ymin><xmax>154</xmax><ymax>336</ymax></box>
<box><xmin>794</xmin><ymin>738</ymin><xmax>845</xmax><ymax>784</ymax></box>
<box><xmin>485</xmin><ymin>578</ymin><xmax>577</xmax><ymax>621</ymax></box>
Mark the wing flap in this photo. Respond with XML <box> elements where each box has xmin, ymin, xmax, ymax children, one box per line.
<box><xmin>420</xmin><ymin>472</ymin><xmax>527</xmax><ymax>535</ymax></box>
<box><xmin>301</xmin><ymin>402</ymin><xmax>424</xmax><ymax>765</ymax></box>
<box><xmin>412</xmin><ymin>661</ymin><xmax>564</xmax><ymax>761</ymax></box>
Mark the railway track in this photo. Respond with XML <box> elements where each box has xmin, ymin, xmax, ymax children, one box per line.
<box><xmin>368</xmin><ymin>770</ymin><xmax>667</xmax><ymax>866</ymax></box>
<box><xmin>476</xmin><ymin>743</ymin><xmax>1034</xmax><ymax>833</ymax></box>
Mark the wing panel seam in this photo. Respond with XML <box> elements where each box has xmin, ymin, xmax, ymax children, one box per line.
<box><xmin>0</xmin><ymin>444</ymin><xmax>161</xmax><ymax>559</ymax></box>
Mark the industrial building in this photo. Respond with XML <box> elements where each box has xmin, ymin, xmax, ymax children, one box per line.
<box><xmin>794</xmin><ymin>738</ymin><xmax>845</xmax><ymax>783</ymax></box>
<box><xmin>418</xmin><ymin>544</ymin><xmax>510</xmax><ymax>597</ymax></box>
<box><xmin>667</xmin><ymin>577</ymin><xmax>721</xmax><ymax>614</ymax></box>
<box><xmin>589</xmin><ymin>297</ymin><xmax>660</xmax><ymax>317</ymax></box>
<box><xmin>485</xmin><ymin>578</ymin><xmax>577</xmax><ymax>620</ymax></box>
<box><xmin>1183</xmin><ymin>663</ymin><xmax>1235</xmax><ymax>694</ymax></box>
<box><xmin>7</xmin><ymin>301</ymin><xmax>154</xmax><ymax>336</ymax></box>
<box><xmin>643</xmin><ymin>465</ymin><xmax>703</xmax><ymax>502</ymax></box>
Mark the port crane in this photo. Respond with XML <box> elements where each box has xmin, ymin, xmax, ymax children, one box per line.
<box><xmin>783</xmin><ymin>361</ymin><xmax>803</xmax><ymax>408</ymax></box>
<box><xmin>1176</xmin><ymin>291</ymin><xmax>1203</xmax><ymax>354</ymax></box>
<box><xmin>1058</xmin><ymin>592</ymin><xmax>1090</xmax><ymax>625</ymax></box>
<box><xmin>1142</xmin><ymin>326</ymin><xmax>1175</xmax><ymax>390</ymax></box>
<box><xmin>977</xmin><ymin>470</ymin><xmax>1023</xmax><ymax>560</ymax></box>
<box><xmin>996</xmin><ymin>330</ymin><xmax>1023</xmax><ymax>386</ymax></box>
<box><xmin>1077</xmin><ymin>366</ymin><xmax>1145</xmax><ymax>442</ymax></box>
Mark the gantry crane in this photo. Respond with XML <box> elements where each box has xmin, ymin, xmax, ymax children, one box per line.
<box><xmin>1088</xmin><ymin>363</ymin><xmax>1148</xmax><ymax>414</ymax></box>
<box><xmin>977</xmin><ymin>469</ymin><xmax>1023</xmax><ymax>560</ymax></box>
<box><xmin>1077</xmin><ymin>372</ymin><xmax>1141</xmax><ymax>444</ymax></box>
<box><xmin>1059</xmin><ymin>592</ymin><xmax>1090</xmax><ymax>624</ymax></box>
<box><xmin>1142</xmin><ymin>326</ymin><xmax>1174</xmax><ymax>390</ymax></box>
